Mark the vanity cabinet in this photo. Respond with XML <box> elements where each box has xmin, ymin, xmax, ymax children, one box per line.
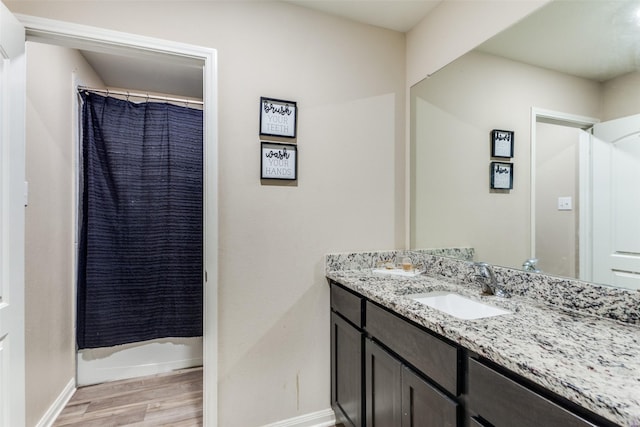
<box><xmin>467</xmin><ymin>357</ymin><xmax>598</xmax><ymax>427</ymax></box>
<box><xmin>365</xmin><ymin>301</ymin><xmax>460</xmax><ymax>427</ymax></box>
<box><xmin>330</xmin><ymin>283</ymin><xmax>364</xmax><ymax>427</ymax></box>
<box><xmin>330</xmin><ymin>281</ymin><xmax>461</xmax><ymax>427</ymax></box>
<box><xmin>365</xmin><ymin>301</ymin><xmax>460</xmax><ymax>396</ymax></box>
<box><xmin>365</xmin><ymin>338</ymin><xmax>458</xmax><ymax>427</ymax></box>
<box><xmin>364</xmin><ymin>338</ymin><xmax>402</xmax><ymax>425</ymax></box>
<box><xmin>329</xmin><ymin>280</ymin><xmax>615</xmax><ymax>427</ymax></box>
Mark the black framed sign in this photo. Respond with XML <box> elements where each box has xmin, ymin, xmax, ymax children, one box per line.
<box><xmin>260</xmin><ymin>97</ymin><xmax>297</xmax><ymax>138</ymax></box>
<box><xmin>261</xmin><ymin>142</ymin><xmax>297</xmax><ymax>180</ymax></box>
<box><xmin>490</xmin><ymin>162</ymin><xmax>513</xmax><ymax>189</ymax></box>
<box><xmin>491</xmin><ymin>129</ymin><xmax>514</xmax><ymax>158</ymax></box>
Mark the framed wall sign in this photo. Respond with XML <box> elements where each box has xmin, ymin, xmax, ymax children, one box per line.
<box><xmin>490</xmin><ymin>162</ymin><xmax>513</xmax><ymax>189</ymax></box>
<box><xmin>261</xmin><ymin>142</ymin><xmax>297</xmax><ymax>180</ymax></box>
<box><xmin>491</xmin><ymin>129</ymin><xmax>514</xmax><ymax>158</ymax></box>
<box><xmin>260</xmin><ymin>97</ymin><xmax>297</xmax><ymax>138</ymax></box>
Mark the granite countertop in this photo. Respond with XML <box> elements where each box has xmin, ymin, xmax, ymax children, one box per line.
<box><xmin>327</xmin><ymin>268</ymin><xmax>640</xmax><ymax>427</ymax></box>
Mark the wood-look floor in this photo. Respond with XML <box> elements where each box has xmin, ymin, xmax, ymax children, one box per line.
<box><xmin>53</xmin><ymin>367</ymin><xmax>203</xmax><ymax>426</ymax></box>
<box><xmin>54</xmin><ymin>366</ymin><xmax>345</xmax><ymax>426</ymax></box>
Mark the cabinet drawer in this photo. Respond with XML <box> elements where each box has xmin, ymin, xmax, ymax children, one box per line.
<box><xmin>366</xmin><ymin>301</ymin><xmax>460</xmax><ymax>395</ymax></box>
<box><xmin>468</xmin><ymin>358</ymin><xmax>596</xmax><ymax>427</ymax></box>
<box><xmin>331</xmin><ymin>283</ymin><xmax>363</xmax><ymax>328</ymax></box>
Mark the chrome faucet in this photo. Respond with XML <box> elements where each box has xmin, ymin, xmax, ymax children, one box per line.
<box><xmin>474</xmin><ymin>262</ymin><xmax>510</xmax><ymax>298</ymax></box>
<box><xmin>522</xmin><ymin>258</ymin><xmax>541</xmax><ymax>273</ymax></box>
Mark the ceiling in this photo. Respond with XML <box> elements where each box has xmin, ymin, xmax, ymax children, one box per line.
<box><xmin>284</xmin><ymin>0</ymin><xmax>441</xmax><ymax>33</ymax></box>
<box><xmin>79</xmin><ymin>0</ymin><xmax>441</xmax><ymax>99</ymax></box>
<box><xmin>80</xmin><ymin>50</ymin><xmax>204</xmax><ymax>99</ymax></box>
<box><xmin>78</xmin><ymin>0</ymin><xmax>640</xmax><ymax>99</ymax></box>
<box><xmin>477</xmin><ymin>0</ymin><xmax>640</xmax><ymax>82</ymax></box>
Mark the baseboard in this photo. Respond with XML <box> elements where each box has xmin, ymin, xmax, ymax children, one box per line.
<box><xmin>261</xmin><ymin>408</ymin><xmax>336</xmax><ymax>427</ymax></box>
<box><xmin>36</xmin><ymin>378</ymin><xmax>76</xmax><ymax>427</ymax></box>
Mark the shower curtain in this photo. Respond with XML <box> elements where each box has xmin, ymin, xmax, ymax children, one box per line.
<box><xmin>77</xmin><ymin>91</ymin><xmax>203</xmax><ymax>349</ymax></box>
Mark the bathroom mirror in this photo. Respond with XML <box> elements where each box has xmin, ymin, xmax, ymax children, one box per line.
<box><xmin>410</xmin><ymin>0</ymin><xmax>640</xmax><ymax>290</ymax></box>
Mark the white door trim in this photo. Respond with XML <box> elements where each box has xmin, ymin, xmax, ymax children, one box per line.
<box><xmin>16</xmin><ymin>14</ymin><xmax>219</xmax><ymax>426</ymax></box>
<box><xmin>578</xmin><ymin>130</ymin><xmax>593</xmax><ymax>282</ymax></box>
<box><xmin>0</xmin><ymin>4</ymin><xmax>26</xmax><ymax>426</ymax></box>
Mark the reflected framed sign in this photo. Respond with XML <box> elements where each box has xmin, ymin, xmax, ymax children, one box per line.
<box><xmin>491</xmin><ymin>129</ymin><xmax>514</xmax><ymax>158</ymax></box>
<box><xmin>490</xmin><ymin>161</ymin><xmax>513</xmax><ymax>189</ymax></box>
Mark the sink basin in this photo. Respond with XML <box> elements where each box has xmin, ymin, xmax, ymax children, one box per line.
<box><xmin>408</xmin><ymin>291</ymin><xmax>511</xmax><ymax>320</ymax></box>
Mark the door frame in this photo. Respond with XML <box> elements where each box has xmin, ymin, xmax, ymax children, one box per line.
<box><xmin>0</xmin><ymin>4</ymin><xmax>26</xmax><ymax>426</ymax></box>
<box><xmin>529</xmin><ymin>107</ymin><xmax>597</xmax><ymax>279</ymax></box>
<box><xmin>16</xmin><ymin>14</ymin><xmax>219</xmax><ymax>426</ymax></box>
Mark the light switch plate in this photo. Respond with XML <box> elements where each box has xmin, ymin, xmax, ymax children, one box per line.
<box><xmin>558</xmin><ymin>196</ymin><xmax>572</xmax><ymax>211</ymax></box>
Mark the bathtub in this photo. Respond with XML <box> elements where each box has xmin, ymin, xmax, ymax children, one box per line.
<box><xmin>76</xmin><ymin>336</ymin><xmax>202</xmax><ymax>386</ymax></box>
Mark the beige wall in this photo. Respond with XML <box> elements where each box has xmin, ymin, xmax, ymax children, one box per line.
<box><xmin>602</xmin><ymin>71</ymin><xmax>640</xmax><ymax>121</ymax></box>
<box><xmin>535</xmin><ymin>122</ymin><xmax>581</xmax><ymax>278</ymax></box>
<box><xmin>24</xmin><ymin>41</ymin><xmax>105</xmax><ymax>427</ymax></box>
<box><xmin>404</xmin><ymin>0</ymin><xmax>550</xmax><ymax>247</ymax></box>
<box><xmin>10</xmin><ymin>2</ymin><xmax>567</xmax><ymax>425</ymax></box>
<box><xmin>9</xmin><ymin>2</ymin><xmax>406</xmax><ymax>426</ymax></box>
<box><xmin>411</xmin><ymin>50</ymin><xmax>601</xmax><ymax>269</ymax></box>
<box><xmin>406</xmin><ymin>0</ymin><xmax>550</xmax><ymax>86</ymax></box>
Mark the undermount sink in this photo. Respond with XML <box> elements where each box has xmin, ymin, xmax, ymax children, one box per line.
<box><xmin>408</xmin><ymin>291</ymin><xmax>511</xmax><ymax>320</ymax></box>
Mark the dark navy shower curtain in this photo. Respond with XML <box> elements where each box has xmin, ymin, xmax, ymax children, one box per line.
<box><xmin>77</xmin><ymin>91</ymin><xmax>203</xmax><ymax>349</ymax></box>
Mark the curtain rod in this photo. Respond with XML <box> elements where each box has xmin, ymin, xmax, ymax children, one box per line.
<box><xmin>77</xmin><ymin>85</ymin><xmax>204</xmax><ymax>106</ymax></box>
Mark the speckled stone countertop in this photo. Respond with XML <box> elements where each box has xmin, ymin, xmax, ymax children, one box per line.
<box><xmin>326</xmin><ymin>250</ymin><xmax>640</xmax><ymax>427</ymax></box>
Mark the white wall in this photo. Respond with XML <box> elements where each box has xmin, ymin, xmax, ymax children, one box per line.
<box><xmin>411</xmin><ymin>50</ymin><xmax>601</xmax><ymax>269</ymax></box>
<box><xmin>9</xmin><ymin>2</ymin><xmax>406</xmax><ymax>426</ymax></box>
<box><xmin>24</xmin><ymin>41</ymin><xmax>105</xmax><ymax>427</ymax></box>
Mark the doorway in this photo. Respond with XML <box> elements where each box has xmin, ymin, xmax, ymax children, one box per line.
<box><xmin>75</xmin><ymin>86</ymin><xmax>205</xmax><ymax>386</ymax></box>
<box><xmin>529</xmin><ymin>108</ymin><xmax>598</xmax><ymax>280</ymax></box>
<box><xmin>19</xmin><ymin>14</ymin><xmax>218</xmax><ymax>426</ymax></box>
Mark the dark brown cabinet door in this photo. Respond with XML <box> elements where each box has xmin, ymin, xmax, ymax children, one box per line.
<box><xmin>365</xmin><ymin>339</ymin><xmax>459</xmax><ymax>427</ymax></box>
<box><xmin>401</xmin><ymin>366</ymin><xmax>458</xmax><ymax>427</ymax></box>
<box><xmin>365</xmin><ymin>338</ymin><xmax>402</xmax><ymax>427</ymax></box>
<box><xmin>366</xmin><ymin>301</ymin><xmax>460</xmax><ymax>395</ymax></box>
<box><xmin>331</xmin><ymin>312</ymin><xmax>363</xmax><ymax>427</ymax></box>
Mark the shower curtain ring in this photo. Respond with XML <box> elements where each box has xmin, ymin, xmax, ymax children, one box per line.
<box><xmin>126</xmin><ymin>91</ymin><xmax>130</xmax><ymax>101</ymax></box>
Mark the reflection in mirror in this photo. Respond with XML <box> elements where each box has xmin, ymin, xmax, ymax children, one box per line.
<box><xmin>535</xmin><ymin>121</ymin><xmax>582</xmax><ymax>279</ymax></box>
<box><xmin>410</xmin><ymin>0</ymin><xmax>640</xmax><ymax>290</ymax></box>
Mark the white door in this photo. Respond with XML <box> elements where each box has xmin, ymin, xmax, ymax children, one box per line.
<box><xmin>592</xmin><ymin>114</ymin><xmax>640</xmax><ymax>289</ymax></box>
<box><xmin>0</xmin><ymin>2</ymin><xmax>26</xmax><ymax>426</ymax></box>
